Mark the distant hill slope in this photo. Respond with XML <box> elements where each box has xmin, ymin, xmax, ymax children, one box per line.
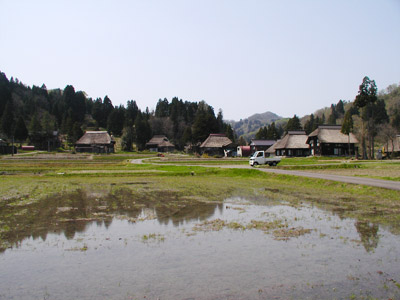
<box><xmin>228</xmin><ymin>111</ymin><xmax>285</xmax><ymax>140</ymax></box>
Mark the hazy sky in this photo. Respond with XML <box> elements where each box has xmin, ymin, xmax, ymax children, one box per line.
<box><xmin>1</xmin><ymin>0</ymin><xmax>399</xmax><ymax>120</ymax></box>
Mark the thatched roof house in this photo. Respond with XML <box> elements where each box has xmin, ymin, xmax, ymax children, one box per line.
<box><xmin>200</xmin><ymin>134</ymin><xmax>234</xmax><ymax>156</ymax></box>
<box><xmin>307</xmin><ymin>125</ymin><xmax>358</xmax><ymax>156</ymax></box>
<box><xmin>75</xmin><ymin>131</ymin><xmax>115</xmax><ymax>153</ymax></box>
<box><xmin>272</xmin><ymin>131</ymin><xmax>310</xmax><ymax>157</ymax></box>
<box><xmin>145</xmin><ymin>135</ymin><xmax>175</xmax><ymax>152</ymax></box>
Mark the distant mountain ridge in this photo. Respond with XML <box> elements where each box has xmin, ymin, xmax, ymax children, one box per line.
<box><xmin>246</xmin><ymin>111</ymin><xmax>282</xmax><ymax>123</ymax></box>
<box><xmin>228</xmin><ymin>111</ymin><xmax>285</xmax><ymax>140</ymax></box>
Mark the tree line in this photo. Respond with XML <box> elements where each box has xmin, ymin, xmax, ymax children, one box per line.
<box><xmin>1</xmin><ymin>71</ymin><xmax>399</xmax><ymax>158</ymax></box>
<box><xmin>0</xmin><ymin>71</ymin><xmax>234</xmax><ymax>151</ymax></box>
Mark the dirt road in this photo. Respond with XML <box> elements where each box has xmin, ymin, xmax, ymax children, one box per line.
<box><xmin>256</xmin><ymin>168</ymin><xmax>400</xmax><ymax>191</ymax></box>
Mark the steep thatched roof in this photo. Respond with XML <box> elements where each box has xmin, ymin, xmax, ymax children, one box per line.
<box><xmin>274</xmin><ymin>131</ymin><xmax>309</xmax><ymax>150</ymax></box>
<box><xmin>76</xmin><ymin>131</ymin><xmax>114</xmax><ymax>145</ymax></box>
<box><xmin>266</xmin><ymin>139</ymin><xmax>281</xmax><ymax>153</ymax></box>
<box><xmin>308</xmin><ymin>125</ymin><xmax>358</xmax><ymax>144</ymax></box>
<box><xmin>200</xmin><ymin>134</ymin><xmax>233</xmax><ymax>148</ymax></box>
<box><xmin>146</xmin><ymin>135</ymin><xmax>175</xmax><ymax>148</ymax></box>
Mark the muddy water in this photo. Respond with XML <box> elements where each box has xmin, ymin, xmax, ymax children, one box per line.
<box><xmin>1</xmin><ymin>192</ymin><xmax>400</xmax><ymax>299</ymax></box>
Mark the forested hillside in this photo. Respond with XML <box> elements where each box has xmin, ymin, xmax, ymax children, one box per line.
<box><xmin>0</xmin><ymin>71</ymin><xmax>234</xmax><ymax>150</ymax></box>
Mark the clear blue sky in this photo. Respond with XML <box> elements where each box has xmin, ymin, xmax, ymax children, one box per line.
<box><xmin>1</xmin><ymin>0</ymin><xmax>399</xmax><ymax>120</ymax></box>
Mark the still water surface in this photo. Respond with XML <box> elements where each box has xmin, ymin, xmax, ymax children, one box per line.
<box><xmin>1</xmin><ymin>194</ymin><xmax>399</xmax><ymax>299</ymax></box>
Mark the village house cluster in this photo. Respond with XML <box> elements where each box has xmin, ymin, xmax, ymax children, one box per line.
<box><xmin>3</xmin><ymin>124</ymin><xmax>399</xmax><ymax>158</ymax></box>
<box><xmin>69</xmin><ymin>124</ymin><xmax>400</xmax><ymax>158</ymax></box>
<box><xmin>250</xmin><ymin>125</ymin><xmax>360</xmax><ymax>157</ymax></box>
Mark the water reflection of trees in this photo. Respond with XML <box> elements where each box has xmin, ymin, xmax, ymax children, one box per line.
<box><xmin>355</xmin><ymin>221</ymin><xmax>380</xmax><ymax>252</ymax></box>
<box><xmin>0</xmin><ymin>188</ymin><xmax>219</xmax><ymax>252</ymax></box>
<box><xmin>155</xmin><ymin>203</ymin><xmax>221</xmax><ymax>226</ymax></box>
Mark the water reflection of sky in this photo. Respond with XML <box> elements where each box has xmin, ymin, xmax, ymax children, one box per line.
<box><xmin>1</xmin><ymin>196</ymin><xmax>400</xmax><ymax>299</ymax></box>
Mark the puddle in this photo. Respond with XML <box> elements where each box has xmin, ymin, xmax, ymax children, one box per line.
<box><xmin>1</xmin><ymin>192</ymin><xmax>400</xmax><ymax>299</ymax></box>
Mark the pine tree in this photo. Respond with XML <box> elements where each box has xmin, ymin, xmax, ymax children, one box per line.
<box><xmin>102</xmin><ymin>96</ymin><xmax>114</xmax><ymax>128</ymax></box>
<box><xmin>0</xmin><ymin>72</ymin><xmax>12</xmax><ymax>115</ymax></box>
<box><xmin>1</xmin><ymin>100</ymin><xmax>14</xmax><ymax>137</ymax></box>
<box><xmin>255</xmin><ymin>126</ymin><xmax>266</xmax><ymax>139</ymax></box>
<box><xmin>134</xmin><ymin>112</ymin><xmax>152</xmax><ymax>150</ymax></box>
<box><xmin>327</xmin><ymin>104</ymin><xmax>337</xmax><ymax>125</ymax></box>
<box><xmin>69</xmin><ymin>123</ymin><xmax>83</xmax><ymax>145</ymax></box>
<box><xmin>192</xmin><ymin>101</ymin><xmax>218</xmax><ymax>143</ymax></box>
<box><xmin>14</xmin><ymin>116</ymin><xmax>28</xmax><ymax>143</ymax></box>
<box><xmin>225</xmin><ymin>124</ymin><xmax>235</xmax><ymax>142</ymax></box>
<box><xmin>28</xmin><ymin>113</ymin><xmax>43</xmax><ymax>148</ymax></box>
<box><xmin>91</xmin><ymin>98</ymin><xmax>104</xmax><ymax>128</ymax></box>
<box><xmin>107</xmin><ymin>106</ymin><xmax>125</xmax><ymax>136</ymax></box>
<box><xmin>336</xmin><ymin>100</ymin><xmax>345</xmax><ymax>116</ymax></box>
<box><xmin>267</xmin><ymin>122</ymin><xmax>280</xmax><ymax>139</ymax></box>
<box><xmin>29</xmin><ymin>114</ymin><xmax>41</xmax><ymax>134</ymax></box>
<box><xmin>121</xmin><ymin>126</ymin><xmax>134</xmax><ymax>151</ymax></box>
<box><xmin>182</xmin><ymin>126</ymin><xmax>192</xmax><ymax>145</ymax></box>
<box><xmin>155</xmin><ymin>98</ymin><xmax>169</xmax><ymax>118</ymax></box>
<box><xmin>341</xmin><ymin>111</ymin><xmax>354</xmax><ymax>156</ymax></box>
<box><xmin>304</xmin><ymin>114</ymin><xmax>315</xmax><ymax>134</ymax></box>
<box><xmin>285</xmin><ymin>115</ymin><xmax>302</xmax><ymax>132</ymax></box>
<box><xmin>362</xmin><ymin>98</ymin><xmax>388</xmax><ymax>158</ymax></box>
<box><xmin>125</xmin><ymin>100</ymin><xmax>139</xmax><ymax>126</ymax></box>
<box><xmin>41</xmin><ymin>111</ymin><xmax>54</xmax><ymax>136</ymax></box>
<box><xmin>354</xmin><ymin>76</ymin><xmax>381</xmax><ymax>159</ymax></box>
<box><xmin>216</xmin><ymin>110</ymin><xmax>224</xmax><ymax>133</ymax></box>
<box><xmin>237</xmin><ymin>136</ymin><xmax>247</xmax><ymax>146</ymax></box>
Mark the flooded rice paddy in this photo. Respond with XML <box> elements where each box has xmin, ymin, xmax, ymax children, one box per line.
<box><xmin>1</xmin><ymin>189</ymin><xmax>400</xmax><ymax>300</ymax></box>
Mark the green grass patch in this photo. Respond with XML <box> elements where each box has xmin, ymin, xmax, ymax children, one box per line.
<box><xmin>280</xmin><ymin>163</ymin><xmax>362</xmax><ymax>170</ymax></box>
<box><xmin>153</xmin><ymin>158</ymin><xmax>249</xmax><ymax>165</ymax></box>
<box><xmin>92</xmin><ymin>154</ymin><xmax>157</xmax><ymax>161</ymax></box>
<box><xmin>278</xmin><ymin>156</ymin><xmax>349</xmax><ymax>166</ymax></box>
